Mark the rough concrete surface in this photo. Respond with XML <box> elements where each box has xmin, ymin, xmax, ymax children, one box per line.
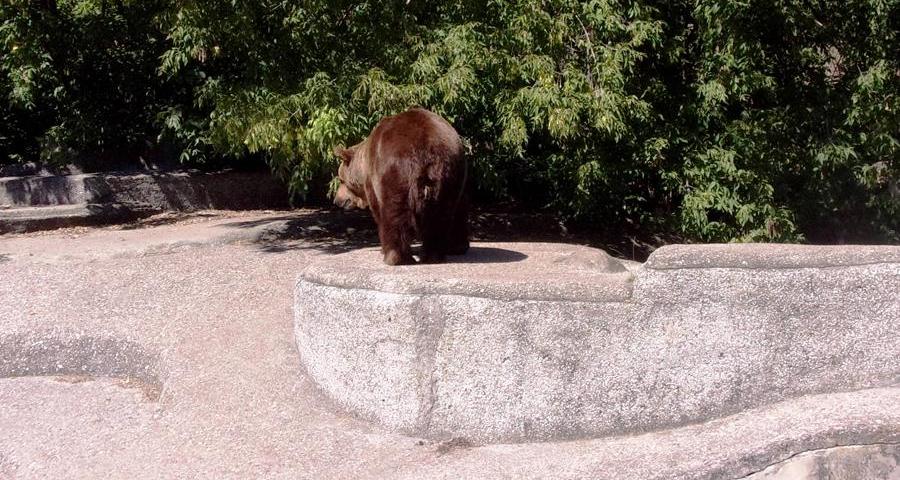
<box><xmin>2</xmin><ymin>212</ymin><xmax>899</xmax><ymax>479</ymax></box>
<box><xmin>645</xmin><ymin>243</ymin><xmax>900</xmax><ymax>269</ymax></box>
<box><xmin>295</xmin><ymin>243</ymin><xmax>900</xmax><ymax>443</ymax></box>
<box><xmin>0</xmin><ymin>210</ymin><xmax>292</xmax><ymax>263</ymax></box>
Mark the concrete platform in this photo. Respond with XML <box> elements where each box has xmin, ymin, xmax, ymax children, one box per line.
<box><xmin>2</xmin><ymin>218</ymin><xmax>899</xmax><ymax>479</ymax></box>
<box><xmin>295</xmin><ymin>243</ymin><xmax>900</xmax><ymax>443</ymax></box>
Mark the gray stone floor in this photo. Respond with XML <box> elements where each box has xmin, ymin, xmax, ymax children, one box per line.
<box><xmin>1</xmin><ymin>211</ymin><xmax>898</xmax><ymax>479</ymax></box>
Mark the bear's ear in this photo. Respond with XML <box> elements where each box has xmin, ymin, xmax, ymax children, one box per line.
<box><xmin>334</xmin><ymin>146</ymin><xmax>354</xmax><ymax>165</ymax></box>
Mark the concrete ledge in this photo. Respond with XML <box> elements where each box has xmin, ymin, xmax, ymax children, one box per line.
<box><xmin>91</xmin><ymin>170</ymin><xmax>290</xmax><ymax>211</ymax></box>
<box><xmin>390</xmin><ymin>386</ymin><xmax>900</xmax><ymax>479</ymax></box>
<box><xmin>646</xmin><ymin>243</ymin><xmax>900</xmax><ymax>269</ymax></box>
<box><xmin>294</xmin><ymin>242</ymin><xmax>900</xmax><ymax>443</ymax></box>
<box><xmin>0</xmin><ymin>331</ymin><xmax>162</xmax><ymax>399</ymax></box>
<box><xmin>301</xmin><ymin>244</ymin><xmax>634</xmax><ymax>302</ymax></box>
<box><xmin>0</xmin><ymin>175</ymin><xmax>89</xmax><ymax>207</ymax></box>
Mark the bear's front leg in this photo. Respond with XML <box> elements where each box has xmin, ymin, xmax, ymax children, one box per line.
<box><xmin>373</xmin><ymin>182</ymin><xmax>417</xmax><ymax>266</ymax></box>
<box><xmin>378</xmin><ymin>223</ymin><xmax>416</xmax><ymax>265</ymax></box>
<box><xmin>366</xmin><ymin>186</ymin><xmax>411</xmax><ymax>265</ymax></box>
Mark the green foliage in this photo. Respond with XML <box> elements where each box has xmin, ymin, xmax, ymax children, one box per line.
<box><xmin>0</xmin><ymin>0</ymin><xmax>184</xmax><ymax>164</ymax></box>
<box><xmin>673</xmin><ymin>0</ymin><xmax>900</xmax><ymax>241</ymax></box>
<box><xmin>2</xmin><ymin>0</ymin><xmax>898</xmax><ymax>242</ymax></box>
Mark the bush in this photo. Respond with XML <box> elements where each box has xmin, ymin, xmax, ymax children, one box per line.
<box><xmin>0</xmin><ymin>0</ymin><xmax>188</xmax><ymax>166</ymax></box>
<box><xmin>2</xmin><ymin>0</ymin><xmax>898</xmax><ymax>242</ymax></box>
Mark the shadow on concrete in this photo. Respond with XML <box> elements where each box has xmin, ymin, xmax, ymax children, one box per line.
<box><xmin>226</xmin><ymin>209</ymin><xmax>381</xmax><ymax>255</ymax></box>
<box><xmin>0</xmin><ymin>253</ymin><xmax>9</xmax><ymax>263</ymax></box>
<box><xmin>446</xmin><ymin>247</ymin><xmax>528</xmax><ymax>264</ymax></box>
<box><xmin>223</xmin><ymin>207</ymin><xmax>671</xmax><ymax>262</ymax></box>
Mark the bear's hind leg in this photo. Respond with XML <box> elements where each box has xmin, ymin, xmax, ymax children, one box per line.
<box><xmin>420</xmin><ymin>223</ymin><xmax>448</xmax><ymax>264</ymax></box>
<box><xmin>419</xmin><ymin>196</ymin><xmax>453</xmax><ymax>264</ymax></box>
<box><xmin>446</xmin><ymin>198</ymin><xmax>470</xmax><ymax>256</ymax></box>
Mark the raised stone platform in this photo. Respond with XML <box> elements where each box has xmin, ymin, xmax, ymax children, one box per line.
<box><xmin>294</xmin><ymin>242</ymin><xmax>900</xmax><ymax>443</ymax></box>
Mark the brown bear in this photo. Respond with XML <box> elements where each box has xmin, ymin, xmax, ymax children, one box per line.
<box><xmin>334</xmin><ymin>108</ymin><xmax>469</xmax><ymax>266</ymax></box>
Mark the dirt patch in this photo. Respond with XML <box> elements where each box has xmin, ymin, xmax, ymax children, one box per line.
<box><xmin>115</xmin><ymin>377</ymin><xmax>163</xmax><ymax>402</ymax></box>
<box><xmin>435</xmin><ymin>437</ymin><xmax>475</xmax><ymax>455</ymax></box>
<box><xmin>53</xmin><ymin>374</ymin><xmax>94</xmax><ymax>384</ymax></box>
<box><xmin>52</xmin><ymin>375</ymin><xmax>161</xmax><ymax>401</ymax></box>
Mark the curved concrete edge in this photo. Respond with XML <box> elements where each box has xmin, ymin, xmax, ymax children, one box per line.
<box><xmin>294</xmin><ymin>243</ymin><xmax>900</xmax><ymax>443</ymax></box>
<box><xmin>0</xmin><ymin>331</ymin><xmax>163</xmax><ymax>399</ymax></box>
<box><xmin>0</xmin><ymin>213</ymin><xmax>292</xmax><ymax>263</ymax></box>
<box><xmin>391</xmin><ymin>386</ymin><xmax>900</xmax><ymax>480</ymax></box>
<box><xmin>741</xmin><ymin>443</ymin><xmax>900</xmax><ymax>479</ymax></box>
<box><xmin>0</xmin><ymin>203</ymin><xmax>152</xmax><ymax>235</ymax></box>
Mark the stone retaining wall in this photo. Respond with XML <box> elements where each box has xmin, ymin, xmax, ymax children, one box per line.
<box><xmin>0</xmin><ymin>170</ymin><xmax>290</xmax><ymax>233</ymax></box>
<box><xmin>0</xmin><ymin>170</ymin><xmax>288</xmax><ymax>210</ymax></box>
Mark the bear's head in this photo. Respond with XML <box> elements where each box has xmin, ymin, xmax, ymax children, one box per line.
<box><xmin>334</xmin><ymin>144</ymin><xmax>369</xmax><ymax>210</ymax></box>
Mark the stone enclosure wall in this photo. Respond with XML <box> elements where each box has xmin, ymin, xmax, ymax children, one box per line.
<box><xmin>0</xmin><ymin>170</ymin><xmax>289</xmax><ymax>233</ymax></box>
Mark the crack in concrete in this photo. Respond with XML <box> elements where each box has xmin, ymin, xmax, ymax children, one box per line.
<box><xmin>413</xmin><ymin>296</ymin><xmax>448</xmax><ymax>434</ymax></box>
<box><xmin>733</xmin><ymin>441</ymin><xmax>900</xmax><ymax>479</ymax></box>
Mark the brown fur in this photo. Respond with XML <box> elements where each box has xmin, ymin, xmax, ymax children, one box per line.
<box><xmin>334</xmin><ymin>108</ymin><xmax>469</xmax><ymax>265</ymax></box>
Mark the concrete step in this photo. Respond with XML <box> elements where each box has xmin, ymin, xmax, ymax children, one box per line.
<box><xmin>0</xmin><ymin>204</ymin><xmax>153</xmax><ymax>234</ymax></box>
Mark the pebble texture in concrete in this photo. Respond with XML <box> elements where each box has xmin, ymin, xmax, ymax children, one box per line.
<box><xmin>295</xmin><ymin>243</ymin><xmax>900</xmax><ymax>443</ymax></box>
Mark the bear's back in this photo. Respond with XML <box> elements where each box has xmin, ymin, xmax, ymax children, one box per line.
<box><xmin>367</xmin><ymin>109</ymin><xmax>463</xmax><ymax>165</ymax></box>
